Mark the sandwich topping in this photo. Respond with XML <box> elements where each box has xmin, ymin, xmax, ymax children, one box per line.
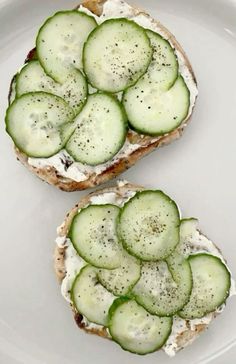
<box><xmin>6</xmin><ymin>0</ymin><xmax>198</xmax><ymax>183</ymax></box>
<box><xmin>56</xmin><ymin>183</ymin><xmax>235</xmax><ymax>356</ymax></box>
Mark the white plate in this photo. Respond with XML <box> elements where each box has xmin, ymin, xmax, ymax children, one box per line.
<box><xmin>0</xmin><ymin>0</ymin><xmax>236</xmax><ymax>363</ymax></box>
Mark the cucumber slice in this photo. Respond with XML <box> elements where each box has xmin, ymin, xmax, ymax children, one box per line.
<box><xmin>145</xmin><ymin>30</ymin><xmax>178</xmax><ymax>91</ymax></box>
<box><xmin>71</xmin><ymin>265</ymin><xmax>115</xmax><ymax>326</ymax></box>
<box><xmin>5</xmin><ymin>92</ymin><xmax>74</xmax><ymax>158</ymax></box>
<box><xmin>70</xmin><ymin>204</ymin><xmax>123</xmax><ymax>269</ymax></box>
<box><xmin>118</xmin><ymin>191</ymin><xmax>180</xmax><ymax>261</ymax></box>
<box><xmin>98</xmin><ymin>250</ymin><xmax>141</xmax><ymax>296</ymax></box>
<box><xmin>37</xmin><ymin>11</ymin><xmax>97</xmax><ymax>83</ymax></box>
<box><xmin>176</xmin><ymin>218</ymin><xmax>223</xmax><ymax>258</ymax></box>
<box><xmin>179</xmin><ymin>254</ymin><xmax>231</xmax><ymax>319</ymax></box>
<box><xmin>83</xmin><ymin>19</ymin><xmax>153</xmax><ymax>93</ymax></box>
<box><xmin>66</xmin><ymin>93</ymin><xmax>127</xmax><ymax>165</ymax></box>
<box><xmin>123</xmin><ymin>76</ymin><xmax>190</xmax><ymax>136</ymax></box>
<box><xmin>180</xmin><ymin>218</ymin><xmax>199</xmax><ymax>243</ymax></box>
<box><xmin>16</xmin><ymin>61</ymin><xmax>87</xmax><ymax>114</ymax></box>
<box><xmin>9</xmin><ymin>76</ymin><xmax>17</xmax><ymax>105</ymax></box>
<box><xmin>176</xmin><ymin>218</ymin><xmax>199</xmax><ymax>257</ymax></box>
<box><xmin>133</xmin><ymin>254</ymin><xmax>192</xmax><ymax>316</ymax></box>
<box><xmin>108</xmin><ymin>298</ymin><xmax>172</xmax><ymax>354</ymax></box>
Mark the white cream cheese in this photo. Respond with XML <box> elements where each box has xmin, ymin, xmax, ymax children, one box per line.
<box><xmin>81</xmin><ymin>316</ymin><xmax>109</xmax><ymax>333</ymax></box>
<box><xmin>61</xmin><ymin>242</ymin><xmax>86</xmax><ymax>302</ymax></box>
<box><xmin>28</xmin><ymin>0</ymin><xmax>198</xmax><ymax>183</ymax></box>
<box><xmin>28</xmin><ymin>140</ymin><xmax>140</xmax><ymax>182</ymax></box>
<box><xmin>89</xmin><ymin>192</ymin><xmax>118</xmax><ymax>205</ymax></box>
<box><xmin>55</xmin><ymin>236</ymin><xmax>70</xmax><ymax>248</ymax></box>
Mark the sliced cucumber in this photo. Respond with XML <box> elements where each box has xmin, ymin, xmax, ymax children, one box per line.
<box><xmin>37</xmin><ymin>11</ymin><xmax>97</xmax><ymax>83</ymax></box>
<box><xmin>71</xmin><ymin>265</ymin><xmax>115</xmax><ymax>326</ymax></box>
<box><xmin>98</xmin><ymin>250</ymin><xmax>141</xmax><ymax>296</ymax></box>
<box><xmin>16</xmin><ymin>61</ymin><xmax>87</xmax><ymax>114</ymax></box>
<box><xmin>118</xmin><ymin>191</ymin><xmax>180</xmax><ymax>261</ymax></box>
<box><xmin>16</xmin><ymin>61</ymin><xmax>55</xmax><ymax>95</ymax></box>
<box><xmin>180</xmin><ymin>218</ymin><xmax>199</xmax><ymax>243</ymax></box>
<box><xmin>145</xmin><ymin>30</ymin><xmax>178</xmax><ymax>91</ymax></box>
<box><xmin>9</xmin><ymin>76</ymin><xmax>17</xmax><ymax>105</ymax></box>
<box><xmin>175</xmin><ymin>218</ymin><xmax>222</xmax><ymax>258</ymax></box>
<box><xmin>176</xmin><ymin>218</ymin><xmax>199</xmax><ymax>257</ymax></box>
<box><xmin>5</xmin><ymin>92</ymin><xmax>74</xmax><ymax>157</ymax></box>
<box><xmin>83</xmin><ymin>18</ymin><xmax>153</xmax><ymax>93</ymax></box>
<box><xmin>123</xmin><ymin>76</ymin><xmax>190</xmax><ymax>136</ymax></box>
<box><xmin>70</xmin><ymin>204</ymin><xmax>123</xmax><ymax>269</ymax></box>
<box><xmin>133</xmin><ymin>254</ymin><xmax>192</xmax><ymax>316</ymax></box>
<box><xmin>66</xmin><ymin>93</ymin><xmax>127</xmax><ymax>165</ymax></box>
<box><xmin>179</xmin><ymin>254</ymin><xmax>231</xmax><ymax>319</ymax></box>
<box><xmin>108</xmin><ymin>298</ymin><xmax>172</xmax><ymax>354</ymax></box>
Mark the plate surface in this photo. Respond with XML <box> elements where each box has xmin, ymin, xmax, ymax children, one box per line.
<box><xmin>0</xmin><ymin>0</ymin><xmax>236</xmax><ymax>363</ymax></box>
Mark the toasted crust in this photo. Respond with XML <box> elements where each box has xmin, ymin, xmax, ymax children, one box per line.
<box><xmin>54</xmin><ymin>182</ymin><xmax>217</xmax><ymax>353</ymax></box>
<box><xmin>11</xmin><ymin>0</ymin><xmax>197</xmax><ymax>192</ymax></box>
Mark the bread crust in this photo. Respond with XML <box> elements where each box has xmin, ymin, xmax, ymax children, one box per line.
<box><xmin>11</xmin><ymin>0</ymin><xmax>197</xmax><ymax>191</ymax></box>
<box><xmin>54</xmin><ymin>182</ymin><xmax>217</xmax><ymax>354</ymax></box>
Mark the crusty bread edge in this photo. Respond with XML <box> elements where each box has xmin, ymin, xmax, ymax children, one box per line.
<box><xmin>13</xmin><ymin>0</ymin><xmax>197</xmax><ymax>192</ymax></box>
<box><xmin>54</xmin><ymin>181</ymin><xmax>216</xmax><ymax>354</ymax></box>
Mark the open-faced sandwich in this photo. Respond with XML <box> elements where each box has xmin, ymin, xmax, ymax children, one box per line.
<box><xmin>6</xmin><ymin>0</ymin><xmax>198</xmax><ymax>191</ymax></box>
<box><xmin>54</xmin><ymin>181</ymin><xmax>235</xmax><ymax>356</ymax></box>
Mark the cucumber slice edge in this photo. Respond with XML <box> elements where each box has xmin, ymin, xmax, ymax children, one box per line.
<box><xmin>178</xmin><ymin>253</ymin><xmax>231</xmax><ymax>319</ymax></box>
<box><xmin>83</xmin><ymin>17</ymin><xmax>153</xmax><ymax>93</ymax></box>
<box><xmin>5</xmin><ymin>91</ymin><xmax>75</xmax><ymax>158</ymax></box>
<box><xmin>108</xmin><ymin>298</ymin><xmax>173</xmax><ymax>355</ymax></box>
<box><xmin>118</xmin><ymin>190</ymin><xmax>180</xmax><ymax>261</ymax></box>
<box><xmin>65</xmin><ymin>92</ymin><xmax>128</xmax><ymax>166</ymax></box>
<box><xmin>36</xmin><ymin>10</ymin><xmax>97</xmax><ymax>83</ymax></box>
<box><xmin>69</xmin><ymin>204</ymin><xmax>122</xmax><ymax>270</ymax></box>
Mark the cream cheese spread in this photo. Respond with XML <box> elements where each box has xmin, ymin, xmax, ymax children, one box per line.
<box><xmin>28</xmin><ymin>0</ymin><xmax>198</xmax><ymax>183</ymax></box>
<box><xmin>28</xmin><ymin>140</ymin><xmax>140</xmax><ymax>182</ymax></box>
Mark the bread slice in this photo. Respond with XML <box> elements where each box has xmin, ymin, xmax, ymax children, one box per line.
<box><xmin>9</xmin><ymin>0</ymin><xmax>197</xmax><ymax>192</ymax></box>
<box><xmin>54</xmin><ymin>181</ymin><xmax>232</xmax><ymax>357</ymax></box>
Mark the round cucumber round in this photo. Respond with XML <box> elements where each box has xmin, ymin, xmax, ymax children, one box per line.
<box><xmin>133</xmin><ymin>253</ymin><xmax>192</xmax><ymax>316</ymax></box>
<box><xmin>108</xmin><ymin>298</ymin><xmax>173</xmax><ymax>354</ymax></box>
<box><xmin>36</xmin><ymin>11</ymin><xmax>97</xmax><ymax>83</ymax></box>
<box><xmin>71</xmin><ymin>265</ymin><xmax>115</xmax><ymax>326</ymax></box>
<box><xmin>5</xmin><ymin>91</ymin><xmax>74</xmax><ymax>158</ymax></box>
<box><xmin>83</xmin><ymin>18</ymin><xmax>153</xmax><ymax>93</ymax></box>
<box><xmin>145</xmin><ymin>29</ymin><xmax>178</xmax><ymax>91</ymax></box>
<box><xmin>65</xmin><ymin>93</ymin><xmax>127</xmax><ymax>166</ymax></box>
<box><xmin>175</xmin><ymin>218</ymin><xmax>200</xmax><ymax>257</ymax></box>
<box><xmin>179</xmin><ymin>254</ymin><xmax>231</xmax><ymax>319</ymax></box>
<box><xmin>118</xmin><ymin>190</ymin><xmax>180</xmax><ymax>261</ymax></box>
<box><xmin>16</xmin><ymin>61</ymin><xmax>88</xmax><ymax>114</ymax></box>
<box><xmin>69</xmin><ymin>204</ymin><xmax>123</xmax><ymax>269</ymax></box>
<box><xmin>123</xmin><ymin>76</ymin><xmax>190</xmax><ymax>136</ymax></box>
<box><xmin>98</xmin><ymin>250</ymin><xmax>141</xmax><ymax>296</ymax></box>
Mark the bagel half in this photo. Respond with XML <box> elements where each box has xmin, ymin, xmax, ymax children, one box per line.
<box><xmin>54</xmin><ymin>181</ymin><xmax>234</xmax><ymax>357</ymax></box>
<box><xmin>9</xmin><ymin>0</ymin><xmax>198</xmax><ymax>191</ymax></box>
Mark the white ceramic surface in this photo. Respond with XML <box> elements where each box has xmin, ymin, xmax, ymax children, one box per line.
<box><xmin>0</xmin><ymin>0</ymin><xmax>236</xmax><ymax>363</ymax></box>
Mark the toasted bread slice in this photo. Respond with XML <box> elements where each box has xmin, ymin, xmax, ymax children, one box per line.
<box><xmin>54</xmin><ymin>181</ymin><xmax>232</xmax><ymax>357</ymax></box>
<box><xmin>9</xmin><ymin>0</ymin><xmax>197</xmax><ymax>191</ymax></box>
